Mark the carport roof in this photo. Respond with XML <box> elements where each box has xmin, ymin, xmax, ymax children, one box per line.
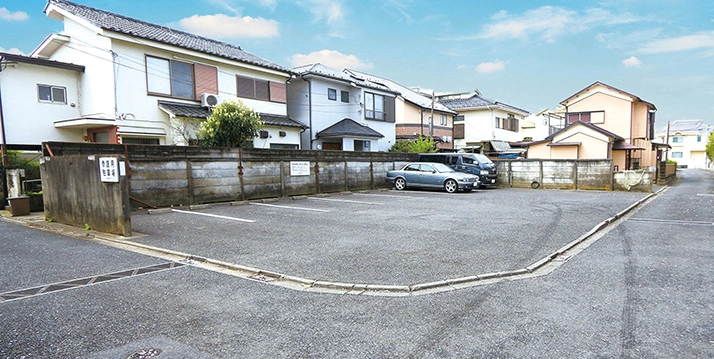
<box><xmin>316</xmin><ymin>118</ymin><xmax>384</xmax><ymax>139</ymax></box>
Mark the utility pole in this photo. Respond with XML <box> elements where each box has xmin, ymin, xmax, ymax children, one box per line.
<box><xmin>664</xmin><ymin>120</ymin><xmax>670</xmax><ymax>161</ymax></box>
<box><xmin>429</xmin><ymin>91</ymin><xmax>434</xmax><ymax>137</ymax></box>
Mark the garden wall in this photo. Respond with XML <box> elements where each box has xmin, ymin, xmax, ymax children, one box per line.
<box><xmin>42</xmin><ymin>142</ymin><xmax>417</xmax><ymax>208</ymax></box>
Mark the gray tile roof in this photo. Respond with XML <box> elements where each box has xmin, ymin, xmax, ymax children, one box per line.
<box><xmin>292</xmin><ymin>63</ymin><xmax>395</xmax><ymax>94</ymax></box>
<box><xmin>48</xmin><ymin>0</ymin><xmax>289</xmax><ymax>73</ymax></box>
<box><xmin>345</xmin><ymin>69</ymin><xmax>456</xmax><ymax>114</ymax></box>
<box><xmin>258</xmin><ymin>113</ymin><xmax>307</xmax><ymax>129</ymax></box>
<box><xmin>157</xmin><ymin>101</ymin><xmax>209</xmax><ymax>119</ymax></box>
<box><xmin>316</xmin><ymin>118</ymin><xmax>384</xmax><ymax>139</ymax></box>
<box><xmin>667</xmin><ymin>120</ymin><xmax>708</xmax><ymax>133</ymax></box>
<box><xmin>439</xmin><ymin>93</ymin><xmax>529</xmax><ymax>115</ymax></box>
<box><xmin>157</xmin><ymin>101</ymin><xmax>306</xmax><ymax>128</ymax></box>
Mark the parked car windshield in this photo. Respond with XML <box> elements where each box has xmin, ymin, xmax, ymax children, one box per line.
<box><xmin>473</xmin><ymin>154</ymin><xmax>494</xmax><ymax>165</ymax></box>
<box><xmin>432</xmin><ymin>163</ymin><xmax>455</xmax><ymax>173</ymax></box>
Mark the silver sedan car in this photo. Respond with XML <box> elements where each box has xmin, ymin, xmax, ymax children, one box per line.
<box><xmin>386</xmin><ymin>162</ymin><xmax>480</xmax><ymax>193</ymax></box>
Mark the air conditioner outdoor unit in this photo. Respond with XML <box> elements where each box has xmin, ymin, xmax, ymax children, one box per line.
<box><xmin>201</xmin><ymin>93</ymin><xmax>219</xmax><ymax>107</ymax></box>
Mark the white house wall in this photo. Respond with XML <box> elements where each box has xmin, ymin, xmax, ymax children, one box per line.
<box><xmin>48</xmin><ymin>17</ymin><xmax>117</xmax><ymax>121</ymax></box>
<box><xmin>0</xmin><ymin>62</ymin><xmax>84</xmax><ymax>145</ymax></box>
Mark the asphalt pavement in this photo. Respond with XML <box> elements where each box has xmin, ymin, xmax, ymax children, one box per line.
<box><xmin>0</xmin><ymin>168</ymin><xmax>712</xmax><ymax>358</ymax></box>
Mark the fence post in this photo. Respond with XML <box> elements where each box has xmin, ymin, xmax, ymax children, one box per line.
<box><xmin>539</xmin><ymin>160</ymin><xmax>544</xmax><ymax>189</ymax></box>
<box><xmin>238</xmin><ymin>148</ymin><xmax>245</xmax><ymax>201</ymax></box>
<box><xmin>186</xmin><ymin>160</ymin><xmax>194</xmax><ymax>205</ymax></box>
<box><xmin>280</xmin><ymin>160</ymin><xmax>286</xmax><ymax>198</ymax></box>
<box><xmin>314</xmin><ymin>151</ymin><xmax>321</xmax><ymax>194</ymax></box>
<box><xmin>573</xmin><ymin>160</ymin><xmax>578</xmax><ymax>190</ymax></box>
<box><xmin>344</xmin><ymin>160</ymin><xmax>349</xmax><ymax>192</ymax></box>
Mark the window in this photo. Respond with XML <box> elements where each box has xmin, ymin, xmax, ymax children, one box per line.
<box><xmin>365</xmin><ymin>92</ymin><xmax>385</xmax><ymax>120</ymax></box>
<box><xmin>697</xmin><ymin>135</ymin><xmax>702</xmax><ymax>142</ymax></box>
<box><xmin>122</xmin><ymin>137</ymin><xmax>160</xmax><ymax>145</ymax></box>
<box><xmin>567</xmin><ymin>112</ymin><xmax>591</xmax><ymax>124</ymax></box>
<box><xmin>354</xmin><ymin>140</ymin><xmax>370</xmax><ymax>152</ymax></box>
<box><xmin>38</xmin><ymin>85</ymin><xmax>66</xmax><ymax>104</ymax></box>
<box><xmin>440</xmin><ymin>114</ymin><xmax>448</xmax><ymax>126</ymax></box>
<box><xmin>328</xmin><ymin>88</ymin><xmax>337</xmax><ymax>101</ymax></box>
<box><xmin>237</xmin><ymin>75</ymin><xmax>271</xmax><ymax>101</ymax></box>
<box><xmin>341</xmin><ymin>90</ymin><xmax>349</xmax><ymax>103</ymax></box>
<box><xmin>495</xmin><ymin>114</ymin><xmax>519</xmax><ymax>132</ymax></box>
<box><xmin>671</xmin><ymin>151</ymin><xmax>683</xmax><ymax>158</ymax></box>
<box><xmin>146</xmin><ymin>56</ymin><xmax>194</xmax><ymax>99</ymax></box>
<box><xmin>672</xmin><ymin>136</ymin><xmax>683</xmax><ymax>143</ymax></box>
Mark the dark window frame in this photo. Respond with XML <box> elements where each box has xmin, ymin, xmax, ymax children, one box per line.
<box><xmin>328</xmin><ymin>88</ymin><xmax>337</xmax><ymax>101</ymax></box>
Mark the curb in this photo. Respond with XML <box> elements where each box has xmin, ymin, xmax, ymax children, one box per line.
<box><xmin>1</xmin><ymin>187</ymin><xmax>667</xmax><ymax>296</ymax></box>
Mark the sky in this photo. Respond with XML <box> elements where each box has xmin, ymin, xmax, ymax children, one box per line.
<box><xmin>1</xmin><ymin>0</ymin><xmax>713</xmax><ymax>129</ymax></box>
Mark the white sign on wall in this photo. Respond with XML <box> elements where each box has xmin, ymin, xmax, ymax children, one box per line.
<box><xmin>99</xmin><ymin>157</ymin><xmax>119</xmax><ymax>183</ymax></box>
<box><xmin>290</xmin><ymin>161</ymin><xmax>311</xmax><ymax>176</ymax></box>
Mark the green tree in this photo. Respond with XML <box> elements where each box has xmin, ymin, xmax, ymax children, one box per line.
<box><xmin>197</xmin><ymin>100</ymin><xmax>263</xmax><ymax>148</ymax></box>
<box><xmin>706</xmin><ymin>130</ymin><xmax>714</xmax><ymax>164</ymax></box>
<box><xmin>389</xmin><ymin>136</ymin><xmax>438</xmax><ymax>153</ymax></box>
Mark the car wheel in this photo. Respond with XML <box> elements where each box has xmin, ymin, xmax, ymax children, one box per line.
<box><xmin>394</xmin><ymin>177</ymin><xmax>407</xmax><ymax>190</ymax></box>
<box><xmin>444</xmin><ymin>179</ymin><xmax>457</xmax><ymax>193</ymax></box>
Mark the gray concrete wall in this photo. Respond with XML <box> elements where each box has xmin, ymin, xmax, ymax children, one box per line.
<box><xmin>613</xmin><ymin>170</ymin><xmax>653</xmax><ymax>192</ymax></box>
<box><xmin>496</xmin><ymin>159</ymin><xmax>620</xmax><ymax>191</ymax></box>
<box><xmin>39</xmin><ymin>154</ymin><xmax>131</xmax><ymax>236</ymax></box>
<box><xmin>42</xmin><ymin>142</ymin><xmax>417</xmax><ymax>207</ymax></box>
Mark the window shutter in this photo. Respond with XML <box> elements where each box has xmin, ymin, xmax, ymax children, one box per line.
<box><xmin>194</xmin><ymin>64</ymin><xmax>218</xmax><ymax>100</ymax></box>
<box><xmin>269</xmin><ymin>82</ymin><xmax>286</xmax><ymax>103</ymax></box>
<box><xmin>385</xmin><ymin>96</ymin><xmax>396</xmax><ymax>123</ymax></box>
<box><xmin>255</xmin><ymin>79</ymin><xmax>270</xmax><ymax>100</ymax></box>
<box><xmin>237</xmin><ymin>75</ymin><xmax>254</xmax><ymax>98</ymax></box>
<box><xmin>454</xmin><ymin>123</ymin><xmax>465</xmax><ymax>139</ymax></box>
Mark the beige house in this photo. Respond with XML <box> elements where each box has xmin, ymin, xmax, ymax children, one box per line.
<box><xmin>528</xmin><ymin>82</ymin><xmax>665</xmax><ymax>171</ymax></box>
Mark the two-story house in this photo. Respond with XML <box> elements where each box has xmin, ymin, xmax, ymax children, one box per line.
<box><xmin>0</xmin><ymin>52</ymin><xmax>85</xmax><ymax>157</ymax></box>
<box><xmin>528</xmin><ymin>82</ymin><xmax>665</xmax><ymax>171</ymax></box>
<box><xmin>16</xmin><ymin>0</ymin><xmax>304</xmax><ymax>149</ymax></box>
<box><xmin>287</xmin><ymin>64</ymin><xmax>398</xmax><ymax>152</ymax></box>
<box><xmin>344</xmin><ymin>70</ymin><xmax>457</xmax><ymax>151</ymax></box>
<box><xmin>437</xmin><ymin>91</ymin><xmax>530</xmax><ymax>157</ymax></box>
<box><xmin>655</xmin><ymin>120</ymin><xmax>711</xmax><ymax>169</ymax></box>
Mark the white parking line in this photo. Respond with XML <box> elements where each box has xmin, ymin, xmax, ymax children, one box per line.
<box><xmin>353</xmin><ymin>193</ymin><xmax>423</xmax><ymax>199</ymax></box>
<box><xmin>171</xmin><ymin>209</ymin><xmax>255</xmax><ymax>223</ymax></box>
<box><xmin>250</xmin><ymin>202</ymin><xmax>331</xmax><ymax>212</ymax></box>
<box><xmin>309</xmin><ymin>197</ymin><xmax>383</xmax><ymax>205</ymax></box>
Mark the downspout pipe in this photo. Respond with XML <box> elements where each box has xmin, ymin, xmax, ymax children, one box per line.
<box><xmin>0</xmin><ymin>55</ymin><xmax>7</xmax><ymax>167</ymax></box>
<box><xmin>302</xmin><ymin>75</ymin><xmax>314</xmax><ymax>150</ymax></box>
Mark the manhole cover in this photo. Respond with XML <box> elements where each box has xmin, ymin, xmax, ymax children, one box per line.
<box><xmin>127</xmin><ymin>348</ymin><xmax>162</xmax><ymax>359</ymax></box>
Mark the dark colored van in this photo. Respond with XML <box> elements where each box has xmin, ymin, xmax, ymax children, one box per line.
<box><xmin>417</xmin><ymin>153</ymin><xmax>498</xmax><ymax>187</ymax></box>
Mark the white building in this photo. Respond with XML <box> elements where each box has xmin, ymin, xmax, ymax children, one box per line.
<box><xmin>437</xmin><ymin>91</ymin><xmax>530</xmax><ymax>157</ymax></box>
<box><xmin>655</xmin><ymin>120</ymin><xmax>712</xmax><ymax>169</ymax></box>
<box><xmin>0</xmin><ymin>52</ymin><xmax>85</xmax><ymax>151</ymax></box>
<box><xmin>287</xmin><ymin>64</ymin><xmax>397</xmax><ymax>152</ymax></box>
<box><xmin>4</xmin><ymin>0</ymin><xmax>304</xmax><ymax>149</ymax></box>
<box><xmin>522</xmin><ymin>108</ymin><xmax>566</xmax><ymax>142</ymax></box>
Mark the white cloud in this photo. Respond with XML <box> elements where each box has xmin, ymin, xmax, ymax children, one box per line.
<box><xmin>470</xmin><ymin>6</ymin><xmax>644</xmax><ymax>42</ymax></box>
<box><xmin>476</xmin><ymin>61</ymin><xmax>505</xmax><ymax>74</ymax></box>
<box><xmin>289</xmin><ymin>50</ymin><xmax>373</xmax><ymax>70</ymax></box>
<box><xmin>636</xmin><ymin>31</ymin><xmax>714</xmax><ymax>54</ymax></box>
<box><xmin>178</xmin><ymin>14</ymin><xmax>279</xmax><ymax>39</ymax></box>
<box><xmin>0</xmin><ymin>47</ymin><xmax>25</xmax><ymax>55</ymax></box>
<box><xmin>622</xmin><ymin>56</ymin><xmax>641</xmax><ymax>67</ymax></box>
<box><xmin>297</xmin><ymin>0</ymin><xmax>344</xmax><ymax>25</ymax></box>
<box><xmin>0</xmin><ymin>8</ymin><xmax>29</xmax><ymax>21</ymax></box>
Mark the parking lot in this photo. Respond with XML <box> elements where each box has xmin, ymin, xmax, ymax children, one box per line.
<box><xmin>130</xmin><ymin>187</ymin><xmax>651</xmax><ymax>286</ymax></box>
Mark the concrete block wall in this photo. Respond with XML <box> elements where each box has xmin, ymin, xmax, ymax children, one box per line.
<box><xmin>497</xmin><ymin>159</ymin><xmax>621</xmax><ymax>191</ymax></box>
<box><xmin>42</xmin><ymin>142</ymin><xmax>417</xmax><ymax>207</ymax></box>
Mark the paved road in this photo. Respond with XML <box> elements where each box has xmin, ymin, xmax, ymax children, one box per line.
<box><xmin>1</xmin><ymin>169</ymin><xmax>712</xmax><ymax>358</ymax></box>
